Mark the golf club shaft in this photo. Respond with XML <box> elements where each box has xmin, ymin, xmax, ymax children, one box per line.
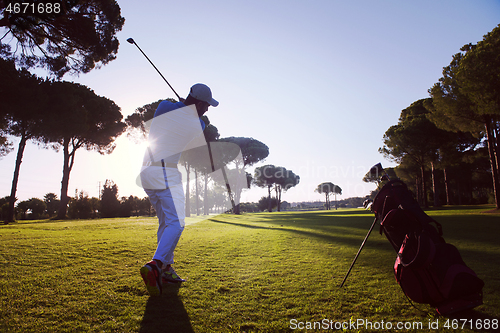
<box><xmin>206</xmin><ymin>142</ymin><xmax>236</xmax><ymax>211</ymax></box>
<box><xmin>128</xmin><ymin>39</ymin><xmax>181</xmax><ymax>100</ymax></box>
<box><xmin>383</xmin><ymin>170</ymin><xmax>391</xmax><ymax>180</ymax></box>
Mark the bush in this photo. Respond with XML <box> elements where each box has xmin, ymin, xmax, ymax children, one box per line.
<box><xmin>68</xmin><ymin>191</ymin><xmax>98</xmax><ymax>219</ymax></box>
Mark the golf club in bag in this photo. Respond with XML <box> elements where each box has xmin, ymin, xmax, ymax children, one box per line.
<box><xmin>340</xmin><ymin>163</ymin><xmax>484</xmax><ymax>315</ymax></box>
<box><xmin>127</xmin><ymin>37</ymin><xmax>236</xmax><ymax>211</ymax></box>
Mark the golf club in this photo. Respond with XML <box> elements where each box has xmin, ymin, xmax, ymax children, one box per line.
<box><xmin>127</xmin><ymin>37</ymin><xmax>236</xmax><ymax>211</ymax></box>
<box><xmin>370</xmin><ymin>162</ymin><xmax>391</xmax><ymax>182</ymax></box>
<box><xmin>339</xmin><ymin>217</ymin><xmax>377</xmax><ymax>287</ymax></box>
<box><xmin>126</xmin><ymin>38</ymin><xmax>181</xmax><ymax>100</ymax></box>
<box><xmin>206</xmin><ymin>141</ymin><xmax>237</xmax><ymax>210</ymax></box>
<box><xmin>339</xmin><ymin>163</ymin><xmax>388</xmax><ymax>287</ymax></box>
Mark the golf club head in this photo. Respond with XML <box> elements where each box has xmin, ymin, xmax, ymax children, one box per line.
<box><xmin>363</xmin><ymin>199</ymin><xmax>373</xmax><ymax>210</ymax></box>
<box><xmin>371</xmin><ymin>163</ymin><xmax>391</xmax><ymax>180</ymax></box>
<box><xmin>369</xmin><ymin>163</ymin><xmax>384</xmax><ymax>177</ymax></box>
<box><xmin>126</xmin><ymin>38</ymin><xmax>135</xmax><ymax>44</ymax></box>
<box><xmin>362</xmin><ymin>162</ymin><xmax>392</xmax><ymax>187</ymax></box>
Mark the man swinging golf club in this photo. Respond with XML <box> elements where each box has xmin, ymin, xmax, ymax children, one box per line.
<box><xmin>139</xmin><ymin>83</ymin><xmax>218</xmax><ymax>296</ymax></box>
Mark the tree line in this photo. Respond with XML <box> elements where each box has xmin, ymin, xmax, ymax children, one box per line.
<box><xmin>237</xmin><ymin>195</ymin><xmax>369</xmax><ymax>213</ymax></box>
<box><xmin>378</xmin><ymin>24</ymin><xmax>500</xmax><ymax>209</ymax></box>
<box><xmin>0</xmin><ymin>180</ymin><xmax>154</xmax><ymax>220</ymax></box>
<box><xmin>0</xmin><ymin>59</ymin><xmax>127</xmax><ymax>221</ymax></box>
<box><xmin>1</xmin><ymin>0</ymin><xmax>126</xmax><ymax>221</ymax></box>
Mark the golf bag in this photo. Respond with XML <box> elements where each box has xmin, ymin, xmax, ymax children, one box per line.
<box><xmin>371</xmin><ymin>179</ymin><xmax>484</xmax><ymax>315</ymax></box>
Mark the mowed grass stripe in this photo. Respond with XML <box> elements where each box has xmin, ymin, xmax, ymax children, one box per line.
<box><xmin>1</xmin><ymin>208</ymin><xmax>499</xmax><ymax>332</ymax></box>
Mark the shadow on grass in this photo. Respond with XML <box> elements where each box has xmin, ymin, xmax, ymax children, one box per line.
<box><xmin>140</xmin><ymin>283</ymin><xmax>194</xmax><ymax>333</ymax></box>
<box><xmin>206</xmin><ymin>217</ymin><xmax>388</xmax><ymax>252</ymax></box>
<box><xmin>234</xmin><ymin>211</ymin><xmax>377</xmax><ymax>233</ymax></box>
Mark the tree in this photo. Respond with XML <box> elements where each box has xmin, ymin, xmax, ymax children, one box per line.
<box><xmin>257</xmin><ymin>196</ymin><xmax>277</xmax><ymax>212</ymax></box>
<box><xmin>16</xmin><ymin>199</ymin><xmax>29</xmax><ymax>219</ymax></box>
<box><xmin>332</xmin><ymin>185</ymin><xmax>342</xmax><ymax>209</ymax></box>
<box><xmin>254</xmin><ymin>165</ymin><xmax>277</xmax><ymax>212</ymax></box>
<box><xmin>0</xmin><ymin>125</ymin><xmax>11</xmax><ymax>157</ymax></box>
<box><xmin>420</xmin><ymin>114</ymin><xmax>480</xmax><ymax>206</ymax></box>
<box><xmin>179</xmin><ymin>135</ymin><xmax>218</xmax><ymax>217</ymax></box>
<box><xmin>217</xmin><ymin>137</ymin><xmax>269</xmax><ymax>214</ymax></box>
<box><xmin>273</xmin><ymin>166</ymin><xmax>300</xmax><ymax>211</ymax></box>
<box><xmin>181</xmin><ymin>117</ymin><xmax>221</xmax><ymax>217</ymax></box>
<box><xmin>30</xmin><ymin>198</ymin><xmax>46</xmax><ymax>218</ymax></box>
<box><xmin>40</xmin><ymin>81</ymin><xmax>126</xmax><ymax>218</ymax></box>
<box><xmin>315</xmin><ymin>182</ymin><xmax>342</xmax><ymax>210</ymax></box>
<box><xmin>239</xmin><ymin>202</ymin><xmax>259</xmax><ymax>213</ymax></box>
<box><xmin>16</xmin><ymin>197</ymin><xmax>46</xmax><ymax>219</ymax></box>
<box><xmin>208</xmin><ymin>185</ymin><xmax>231</xmax><ymax>213</ymax></box>
<box><xmin>217</xmin><ymin>137</ymin><xmax>269</xmax><ymax>167</ymax></box>
<box><xmin>253</xmin><ymin>164</ymin><xmax>299</xmax><ymax>212</ymax></box>
<box><xmin>0</xmin><ymin>57</ymin><xmax>16</xmax><ymax>157</ymax></box>
<box><xmin>117</xmin><ymin>195</ymin><xmax>152</xmax><ymax>217</ymax></box>
<box><xmin>68</xmin><ymin>190</ymin><xmax>93</xmax><ymax>219</ymax></box>
<box><xmin>0</xmin><ymin>0</ymin><xmax>125</xmax><ymax>77</ymax></box>
<box><xmin>379</xmin><ymin>99</ymin><xmax>447</xmax><ymax>207</ymax></box>
<box><xmin>428</xmin><ymin>24</ymin><xmax>500</xmax><ymax>208</ymax></box>
<box><xmin>1</xmin><ymin>59</ymin><xmax>48</xmax><ymax>222</ymax></box>
<box><xmin>125</xmin><ymin>99</ymin><xmax>174</xmax><ymax>141</ymax></box>
<box><xmin>43</xmin><ymin>192</ymin><xmax>59</xmax><ymax>217</ymax></box>
<box><xmin>0</xmin><ymin>196</ymin><xmax>11</xmax><ymax>221</ymax></box>
<box><xmin>100</xmin><ymin>179</ymin><xmax>120</xmax><ymax>218</ymax></box>
<box><xmin>138</xmin><ymin>197</ymin><xmax>153</xmax><ymax>216</ymax></box>
<box><xmin>2</xmin><ymin>74</ymin><xmax>125</xmax><ymax>221</ymax></box>
<box><xmin>119</xmin><ymin>195</ymin><xmax>134</xmax><ymax>217</ymax></box>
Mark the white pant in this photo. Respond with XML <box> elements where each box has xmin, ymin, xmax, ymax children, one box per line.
<box><xmin>144</xmin><ymin>168</ymin><xmax>185</xmax><ymax>266</ymax></box>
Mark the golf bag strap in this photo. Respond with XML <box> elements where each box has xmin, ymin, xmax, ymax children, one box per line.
<box><xmin>379</xmin><ymin>208</ymin><xmax>443</xmax><ymax>238</ymax></box>
<box><xmin>379</xmin><ymin>207</ymin><xmax>400</xmax><ymax>236</ymax></box>
<box><xmin>378</xmin><ymin>195</ymin><xmax>393</xmax><ymax>234</ymax></box>
<box><xmin>398</xmin><ymin>232</ymin><xmax>435</xmax><ymax>268</ymax></box>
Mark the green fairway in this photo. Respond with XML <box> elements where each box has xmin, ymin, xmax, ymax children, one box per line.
<box><xmin>1</xmin><ymin>207</ymin><xmax>499</xmax><ymax>332</ymax></box>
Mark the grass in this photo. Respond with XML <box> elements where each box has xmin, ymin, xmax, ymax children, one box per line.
<box><xmin>0</xmin><ymin>206</ymin><xmax>499</xmax><ymax>332</ymax></box>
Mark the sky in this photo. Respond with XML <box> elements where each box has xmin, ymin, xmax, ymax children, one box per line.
<box><xmin>1</xmin><ymin>0</ymin><xmax>499</xmax><ymax>205</ymax></box>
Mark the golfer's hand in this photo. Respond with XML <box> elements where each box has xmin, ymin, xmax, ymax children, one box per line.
<box><xmin>179</xmin><ymin>97</ymin><xmax>186</xmax><ymax>103</ymax></box>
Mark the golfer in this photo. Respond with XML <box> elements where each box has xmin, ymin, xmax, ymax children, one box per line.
<box><xmin>139</xmin><ymin>83</ymin><xmax>218</xmax><ymax>296</ymax></box>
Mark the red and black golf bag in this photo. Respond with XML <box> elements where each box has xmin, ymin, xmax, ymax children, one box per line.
<box><xmin>372</xmin><ymin>179</ymin><xmax>484</xmax><ymax>315</ymax></box>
